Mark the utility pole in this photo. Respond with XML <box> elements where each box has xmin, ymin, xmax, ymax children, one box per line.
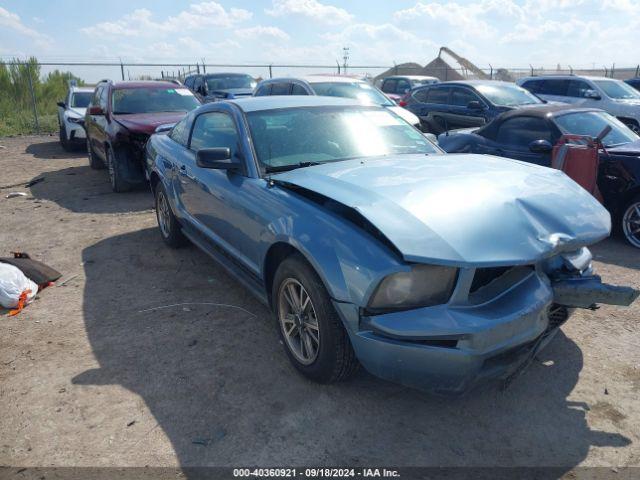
<box><xmin>342</xmin><ymin>47</ymin><xmax>349</xmax><ymax>75</ymax></box>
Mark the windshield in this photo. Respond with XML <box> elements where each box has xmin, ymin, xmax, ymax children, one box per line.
<box><xmin>206</xmin><ymin>75</ymin><xmax>256</xmax><ymax>91</ymax></box>
<box><xmin>111</xmin><ymin>88</ymin><xmax>200</xmax><ymax>114</ymax></box>
<box><xmin>310</xmin><ymin>82</ymin><xmax>395</xmax><ymax>106</ymax></box>
<box><xmin>555</xmin><ymin>111</ymin><xmax>639</xmax><ymax>146</ymax></box>
<box><xmin>247</xmin><ymin>106</ymin><xmax>440</xmax><ymax>172</ymax></box>
<box><xmin>476</xmin><ymin>84</ymin><xmax>543</xmax><ymax>106</ymax></box>
<box><xmin>71</xmin><ymin>92</ymin><xmax>92</xmax><ymax>108</ymax></box>
<box><xmin>592</xmin><ymin>80</ymin><xmax>640</xmax><ymax>100</ymax></box>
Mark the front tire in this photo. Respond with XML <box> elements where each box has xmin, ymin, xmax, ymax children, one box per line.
<box><xmin>155</xmin><ymin>183</ymin><xmax>187</xmax><ymax>248</ymax></box>
<box><xmin>622</xmin><ymin>195</ymin><xmax>640</xmax><ymax>248</ymax></box>
<box><xmin>106</xmin><ymin>147</ymin><xmax>134</xmax><ymax>193</ymax></box>
<box><xmin>87</xmin><ymin>138</ymin><xmax>105</xmax><ymax>170</ymax></box>
<box><xmin>59</xmin><ymin>124</ymin><xmax>71</xmax><ymax>151</ymax></box>
<box><xmin>272</xmin><ymin>254</ymin><xmax>358</xmax><ymax>383</ymax></box>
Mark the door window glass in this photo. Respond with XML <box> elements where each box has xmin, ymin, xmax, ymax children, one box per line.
<box><xmin>381</xmin><ymin>79</ymin><xmax>397</xmax><ymax>94</ymax></box>
<box><xmin>496</xmin><ymin>117</ymin><xmax>552</xmax><ymax>145</ymax></box>
<box><xmin>189</xmin><ymin>112</ymin><xmax>240</xmax><ymax>161</ymax></box>
<box><xmin>254</xmin><ymin>84</ymin><xmax>271</xmax><ymax>96</ymax></box>
<box><xmin>291</xmin><ymin>83</ymin><xmax>308</xmax><ymax>95</ymax></box>
<box><xmin>426</xmin><ymin>87</ymin><xmax>450</xmax><ymax>104</ymax></box>
<box><xmin>412</xmin><ymin>88</ymin><xmax>428</xmax><ymax>102</ymax></box>
<box><xmin>538</xmin><ymin>79</ymin><xmax>569</xmax><ymax>96</ymax></box>
<box><xmin>396</xmin><ymin>79</ymin><xmax>411</xmax><ymax>94</ymax></box>
<box><xmin>270</xmin><ymin>83</ymin><xmax>291</xmax><ymax>95</ymax></box>
<box><xmin>566</xmin><ymin>80</ymin><xmax>592</xmax><ymax>98</ymax></box>
<box><xmin>169</xmin><ymin>115</ymin><xmax>191</xmax><ymax>146</ymax></box>
<box><xmin>451</xmin><ymin>87</ymin><xmax>479</xmax><ymax>107</ymax></box>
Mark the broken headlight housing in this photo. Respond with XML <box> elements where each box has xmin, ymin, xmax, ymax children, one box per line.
<box><xmin>368</xmin><ymin>264</ymin><xmax>458</xmax><ymax>311</ymax></box>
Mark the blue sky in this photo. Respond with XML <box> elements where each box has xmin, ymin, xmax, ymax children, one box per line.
<box><xmin>1</xmin><ymin>0</ymin><xmax>639</xmax><ymax>81</ymax></box>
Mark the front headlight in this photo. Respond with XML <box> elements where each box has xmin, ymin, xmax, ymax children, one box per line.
<box><xmin>65</xmin><ymin>113</ymin><xmax>82</xmax><ymax>123</ymax></box>
<box><xmin>368</xmin><ymin>264</ymin><xmax>458</xmax><ymax>311</ymax></box>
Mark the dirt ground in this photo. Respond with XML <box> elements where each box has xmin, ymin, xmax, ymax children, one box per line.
<box><xmin>1</xmin><ymin>135</ymin><xmax>639</xmax><ymax>473</ymax></box>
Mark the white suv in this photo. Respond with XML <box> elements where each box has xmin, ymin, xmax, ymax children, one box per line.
<box><xmin>56</xmin><ymin>84</ymin><xmax>94</xmax><ymax>150</ymax></box>
<box><xmin>517</xmin><ymin>75</ymin><xmax>640</xmax><ymax>133</ymax></box>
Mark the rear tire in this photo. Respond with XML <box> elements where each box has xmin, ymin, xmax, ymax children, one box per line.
<box><xmin>87</xmin><ymin>139</ymin><xmax>105</xmax><ymax>170</ymax></box>
<box><xmin>155</xmin><ymin>183</ymin><xmax>187</xmax><ymax>248</ymax></box>
<box><xmin>621</xmin><ymin>195</ymin><xmax>640</xmax><ymax>248</ymax></box>
<box><xmin>106</xmin><ymin>147</ymin><xmax>134</xmax><ymax>193</ymax></box>
<box><xmin>272</xmin><ymin>254</ymin><xmax>359</xmax><ymax>383</ymax></box>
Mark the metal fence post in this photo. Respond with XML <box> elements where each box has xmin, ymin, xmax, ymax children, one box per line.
<box><xmin>268</xmin><ymin>64</ymin><xmax>273</xmax><ymax>78</ymax></box>
<box><xmin>120</xmin><ymin>60</ymin><xmax>125</xmax><ymax>80</ymax></box>
<box><xmin>26</xmin><ymin>62</ymin><xmax>40</xmax><ymax>133</ymax></box>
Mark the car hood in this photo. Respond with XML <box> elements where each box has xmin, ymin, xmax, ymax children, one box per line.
<box><xmin>272</xmin><ymin>154</ymin><xmax>610</xmax><ymax>266</ymax></box>
<box><xmin>67</xmin><ymin>107</ymin><xmax>86</xmax><ymax>117</ymax></box>
<box><xmin>114</xmin><ymin>112</ymin><xmax>188</xmax><ymax>135</ymax></box>
<box><xmin>209</xmin><ymin>88</ymin><xmax>254</xmax><ymax>98</ymax></box>
<box><xmin>386</xmin><ymin>105</ymin><xmax>420</xmax><ymax>126</ymax></box>
<box><xmin>607</xmin><ymin>139</ymin><xmax>640</xmax><ymax>155</ymax></box>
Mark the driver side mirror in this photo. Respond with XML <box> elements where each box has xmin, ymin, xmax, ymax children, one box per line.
<box><xmin>196</xmin><ymin>148</ymin><xmax>240</xmax><ymax>171</ymax></box>
<box><xmin>57</xmin><ymin>101</ymin><xmax>66</xmax><ymax>108</ymax></box>
<box><xmin>584</xmin><ymin>89</ymin><xmax>601</xmax><ymax>100</ymax></box>
<box><xmin>467</xmin><ymin>100</ymin><xmax>483</xmax><ymax>110</ymax></box>
<box><xmin>529</xmin><ymin>139</ymin><xmax>553</xmax><ymax>154</ymax></box>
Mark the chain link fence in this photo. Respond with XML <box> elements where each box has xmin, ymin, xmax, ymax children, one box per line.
<box><xmin>1</xmin><ymin>58</ymin><xmax>639</xmax><ymax>136</ymax></box>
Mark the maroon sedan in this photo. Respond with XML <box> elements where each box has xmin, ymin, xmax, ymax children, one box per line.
<box><xmin>85</xmin><ymin>80</ymin><xmax>200</xmax><ymax>192</ymax></box>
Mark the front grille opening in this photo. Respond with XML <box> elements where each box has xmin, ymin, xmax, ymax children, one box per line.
<box><xmin>468</xmin><ymin>265</ymin><xmax>535</xmax><ymax>304</ymax></box>
<box><xmin>470</xmin><ymin>267</ymin><xmax>511</xmax><ymax>293</ymax></box>
<box><xmin>547</xmin><ymin>304</ymin><xmax>569</xmax><ymax>330</ymax></box>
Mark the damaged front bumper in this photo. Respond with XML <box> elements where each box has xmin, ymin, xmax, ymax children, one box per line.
<box><xmin>333</xmin><ymin>250</ymin><xmax>638</xmax><ymax>395</ymax></box>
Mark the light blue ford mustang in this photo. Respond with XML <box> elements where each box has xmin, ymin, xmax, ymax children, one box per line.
<box><xmin>145</xmin><ymin>96</ymin><xmax>638</xmax><ymax>395</ymax></box>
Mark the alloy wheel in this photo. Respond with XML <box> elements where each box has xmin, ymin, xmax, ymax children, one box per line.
<box><xmin>157</xmin><ymin>190</ymin><xmax>171</xmax><ymax>238</ymax></box>
<box><xmin>278</xmin><ymin>278</ymin><xmax>320</xmax><ymax>365</ymax></box>
<box><xmin>622</xmin><ymin>201</ymin><xmax>640</xmax><ymax>248</ymax></box>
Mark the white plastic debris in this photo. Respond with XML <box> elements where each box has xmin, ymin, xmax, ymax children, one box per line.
<box><xmin>5</xmin><ymin>192</ymin><xmax>27</xmax><ymax>199</ymax></box>
<box><xmin>0</xmin><ymin>263</ymin><xmax>38</xmax><ymax>309</ymax></box>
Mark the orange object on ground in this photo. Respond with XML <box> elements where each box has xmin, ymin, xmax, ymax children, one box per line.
<box><xmin>9</xmin><ymin>289</ymin><xmax>32</xmax><ymax>316</ymax></box>
<box><xmin>552</xmin><ymin>134</ymin><xmax>603</xmax><ymax>203</ymax></box>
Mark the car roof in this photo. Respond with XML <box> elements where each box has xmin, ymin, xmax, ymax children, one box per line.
<box><xmin>108</xmin><ymin>80</ymin><xmax>188</xmax><ymax>89</ymax></box>
<box><xmin>223</xmin><ymin>95</ymin><xmax>364</xmax><ymax>112</ymax></box>
<box><xmin>203</xmin><ymin>72</ymin><xmax>253</xmax><ymax>77</ymax></box>
<box><xmin>258</xmin><ymin>75</ymin><xmax>368</xmax><ymax>85</ymax></box>
<box><xmin>70</xmin><ymin>86</ymin><xmax>95</xmax><ymax>93</ymax></box>
<box><xmin>439</xmin><ymin>80</ymin><xmax>519</xmax><ymax>87</ymax></box>
<box><xmin>519</xmin><ymin>75</ymin><xmax>613</xmax><ymax>82</ymax></box>
<box><xmin>386</xmin><ymin>75</ymin><xmax>438</xmax><ymax>80</ymax></box>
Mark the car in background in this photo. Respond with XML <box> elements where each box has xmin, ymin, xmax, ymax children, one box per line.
<box><xmin>380</xmin><ymin>75</ymin><xmax>439</xmax><ymax>103</ymax></box>
<box><xmin>253</xmin><ymin>75</ymin><xmax>421</xmax><ymax>129</ymax></box>
<box><xmin>145</xmin><ymin>96</ymin><xmax>637</xmax><ymax>394</ymax></box>
<box><xmin>56</xmin><ymin>84</ymin><xmax>94</xmax><ymax>151</ymax></box>
<box><xmin>438</xmin><ymin>105</ymin><xmax>640</xmax><ymax>248</ymax></box>
<box><xmin>184</xmin><ymin>73</ymin><xmax>256</xmax><ymax>103</ymax></box>
<box><xmin>85</xmin><ymin>80</ymin><xmax>200</xmax><ymax>192</ymax></box>
<box><xmin>518</xmin><ymin>75</ymin><xmax>640</xmax><ymax>133</ymax></box>
<box><xmin>401</xmin><ymin>80</ymin><xmax>546</xmax><ymax>134</ymax></box>
<box><xmin>625</xmin><ymin>78</ymin><xmax>640</xmax><ymax>92</ymax></box>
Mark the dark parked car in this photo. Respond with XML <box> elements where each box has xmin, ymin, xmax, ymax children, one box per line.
<box><xmin>184</xmin><ymin>73</ymin><xmax>256</xmax><ymax>103</ymax></box>
<box><xmin>625</xmin><ymin>78</ymin><xmax>640</xmax><ymax>92</ymax></box>
<box><xmin>438</xmin><ymin>105</ymin><xmax>640</xmax><ymax>247</ymax></box>
<box><xmin>380</xmin><ymin>75</ymin><xmax>439</xmax><ymax>103</ymax></box>
<box><xmin>144</xmin><ymin>96</ymin><xmax>637</xmax><ymax>394</ymax></box>
<box><xmin>402</xmin><ymin>80</ymin><xmax>545</xmax><ymax>133</ymax></box>
<box><xmin>85</xmin><ymin>80</ymin><xmax>200</xmax><ymax>192</ymax></box>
